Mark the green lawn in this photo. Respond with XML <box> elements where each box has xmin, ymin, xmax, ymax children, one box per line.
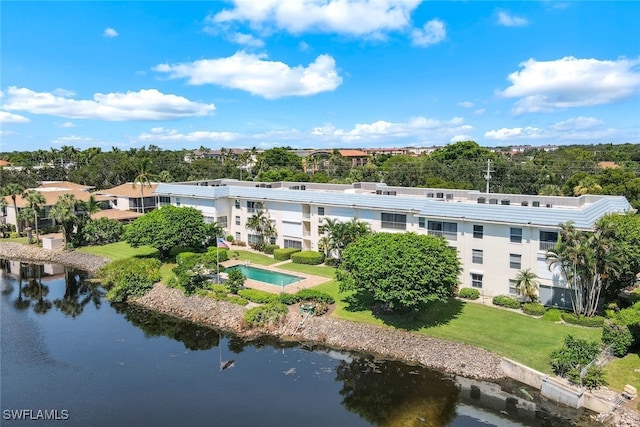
<box><xmin>279</xmin><ymin>262</ymin><xmax>336</xmax><ymax>278</ymax></box>
<box><xmin>160</xmin><ymin>263</ymin><xmax>177</xmax><ymax>284</ymax></box>
<box><xmin>605</xmin><ymin>353</ymin><xmax>640</xmax><ymax>402</ymax></box>
<box><xmin>312</xmin><ymin>280</ymin><xmax>602</xmax><ymax>373</ymax></box>
<box><xmin>76</xmin><ymin>241</ymin><xmax>159</xmax><ymax>261</ymax></box>
<box><xmin>233</xmin><ymin>250</ymin><xmax>278</xmax><ymax>265</ymax></box>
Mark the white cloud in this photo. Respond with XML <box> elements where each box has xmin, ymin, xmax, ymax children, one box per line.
<box><xmin>1</xmin><ymin>87</ymin><xmax>215</xmax><ymax>120</ymax></box>
<box><xmin>59</xmin><ymin>121</ymin><xmax>76</xmax><ymax>128</ymax></box>
<box><xmin>138</xmin><ymin>127</ymin><xmax>241</xmax><ymax>142</ymax></box>
<box><xmin>474</xmin><ymin>108</ymin><xmax>486</xmax><ymax>115</ymax></box>
<box><xmin>485</xmin><ymin>116</ymin><xmax>620</xmax><ymax>142</ymax></box>
<box><xmin>497</xmin><ymin>11</ymin><xmax>528</xmax><ymax>27</ymax></box>
<box><xmin>450</xmin><ymin>134</ymin><xmax>472</xmax><ymax>143</ymax></box>
<box><xmin>411</xmin><ymin>19</ymin><xmax>446</xmax><ymax>47</ymax></box>
<box><xmin>209</xmin><ymin>0</ymin><xmax>421</xmax><ymax>37</ymax></box>
<box><xmin>154</xmin><ymin>51</ymin><xmax>342</xmax><ymax>99</ymax></box>
<box><xmin>500</xmin><ymin>56</ymin><xmax>640</xmax><ymax>114</ymax></box>
<box><xmin>458</xmin><ymin>101</ymin><xmax>474</xmax><ymax>108</ymax></box>
<box><xmin>103</xmin><ymin>27</ymin><xmax>119</xmax><ymax>38</ymax></box>
<box><xmin>228</xmin><ymin>32</ymin><xmax>264</xmax><ymax>47</ymax></box>
<box><xmin>0</xmin><ymin>111</ymin><xmax>29</xmax><ymax>123</ymax></box>
<box><xmin>52</xmin><ymin>88</ymin><xmax>76</xmax><ymax>97</ymax></box>
<box><xmin>299</xmin><ymin>41</ymin><xmax>310</xmax><ymax>52</ymax></box>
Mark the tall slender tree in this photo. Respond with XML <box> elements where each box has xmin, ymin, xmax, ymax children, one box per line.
<box><xmin>514</xmin><ymin>269</ymin><xmax>540</xmax><ymax>302</ymax></box>
<box><xmin>22</xmin><ymin>189</ymin><xmax>46</xmax><ymax>243</ymax></box>
<box><xmin>132</xmin><ymin>158</ymin><xmax>155</xmax><ymax>214</ymax></box>
<box><xmin>3</xmin><ymin>183</ymin><xmax>25</xmax><ymax>233</ymax></box>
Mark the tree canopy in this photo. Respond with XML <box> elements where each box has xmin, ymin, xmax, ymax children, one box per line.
<box><xmin>124</xmin><ymin>206</ymin><xmax>210</xmax><ymax>258</ymax></box>
<box><xmin>337</xmin><ymin>233</ymin><xmax>460</xmax><ymax>312</ymax></box>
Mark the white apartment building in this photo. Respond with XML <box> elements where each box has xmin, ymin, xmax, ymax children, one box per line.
<box><xmin>154</xmin><ymin>179</ymin><xmax>633</xmax><ymax>308</ymax></box>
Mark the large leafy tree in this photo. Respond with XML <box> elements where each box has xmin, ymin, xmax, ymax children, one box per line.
<box><xmin>124</xmin><ymin>206</ymin><xmax>209</xmax><ymax>258</ymax></box>
<box><xmin>596</xmin><ymin>213</ymin><xmax>640</xmax><ymax>298</ymax></box>
<box><xmin>337</xmin><ymin>233</ymin><xmax>460</xmax><ymax>312</ymax></box>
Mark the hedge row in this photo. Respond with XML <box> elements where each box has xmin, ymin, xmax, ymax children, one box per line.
<box><xmin>522</xmin><ymin>302</ymin><xmax>546</xmax><ymax>316</ymax></box>
<box><xmin>492</xmin><ymin>295</ymin><xmax>521</xmax><ymax>309</ymax></box>
<box><xmin>561</xmin><ymin>313</ymin><xmax>605</xmax><ymax>327</ymax></box>
<box><xmin>273</xmin><ymin>248</ymin><xmax>301</xmax><ymax>261</ymax></box>
<box><xmin>291</xmin><ymin>250</ymin><xmax>324</xmax><ymax>265</ymax></box>
<box><xmin>458</xmin><ymin>288</ymin><xmax>480</xmax><ymax>300</ymax></box>
<box><xmin>264</xmin><ymin>244</ymin><xmax>280</xmax><ymax>255</ymax></box>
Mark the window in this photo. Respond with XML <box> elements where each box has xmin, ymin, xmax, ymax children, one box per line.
<box><xmin>510</xmin><ymin>228</ymin><xmax>523</xmax><ymax>243</ymax></box>
<box><xmin>472</xmin><ymin>249</ymin><xmax>483</xmax><ymax>264</ymax></box>
<box><xmin>509</xmin><ymin>279</ymin><xmax>518</xmax><ymax>295</ymax></box>
<box><xmin>427</xmin><ymin>221</ymin><xmax>458</xmax><ymax>240</ymax></box>
<box><xmin>235</xmin><ymin>232</ymin><xmax>241</xmax><ymax>241</ymax></box>
<box><xmin>540</xmin><ymin>230</ymin><xmax>559</xmax><ymax>251</ymax></box>
<box><xmin>471</xmin><ymin>273</ymin><xmax>483</xmax><ymax>289</ymax></box>
<box><xmin>284</xmin><ymin>239</ymin><xmax>302</xmax><ymax>249</ymax></box>
<box><xmin>510</xmin><ymin>253</ymin><xmax>522</xmax><ymax>269</ymax></box>
<box><xmin>175</xmin><ymin>197</ymin><xmax>181</xmax><ymax>207</ymax></box>
<box><xmin>235</xmin><ymin>199</ymin><xmax>241</xmax><ymax>209</ymax></box>
<box><xmin>381</xmin><ymin>213</ymin><xmax>407</xmax><ymax>230</ymax></box>
<box><xmin>247</xmin><ymin>201</ymin><xmax>257</xmax><ymax>214</ymax></box>
<box><xmin>248</xmin><ymin>234</ymin><xmax>260</xmax><ymax>245</ymax></box>
<box><xmin>270</xmin><ymin>236</ymin><xmax>277</xmax><ymax>245</ymax></box>
<box><xmin>318</xmin><ymin>207</ymin><xmax>325</xmax><ymax>216</ymax></box>
<box><xmin>159</xmin><ymin>196</ymin><xmax>170</xmax><ymax>207</ymax></box>
<box><xmin>473</xmin><ymin>225</ymin><xmax>483</xmax><ymax>239</ymax></box>
<box><xmin>235</xmin><ymin>216</ymin><xmax>240</xmax><ymax>226</ymax></box>
<box><xmin>418</xmin><ymin>217</ymin><xmax>426</xmax><ymax>229</ymax></box>
<box><xmin>217</xmin><ymin>216</ymin><xmax>228</xmax><ymax>228</ymax></box>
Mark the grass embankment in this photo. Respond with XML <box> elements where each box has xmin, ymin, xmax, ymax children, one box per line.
<box><xmin>312</xmin><ymin>278</ymin><xmax>601</xmax><ymax>374</ymax></box>
<box><xmin>76</xmin><ymin>241</ymin><xmax>159</xmax><ymax>261</ymax></box>
<box><xmin>279</xmin><ymin>262</ymin><xmax>336</xmax><ymax>278</ymax></box>
<box><xmin>604</xmin><ymin>353</ymin><xmax>640</xmax><ymax>409</ymax></box>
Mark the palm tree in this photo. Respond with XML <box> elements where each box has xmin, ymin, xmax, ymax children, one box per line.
<box><xmin>132</xmin><ymin>158</ymin><xmax>155</xmax><ymax>214</ymax></box>
<box><xmin>319</xmin><ymin>217</ymin><xmax>371</xmax><ymax>261</ymax></box>
<box><xmin>514</xmin><ymin>269</ymin><xmax>540</xmax><ymax>302</ymax></box>
<box><xmin>3</xmin><ymin>183</ymin><xmax>25</xmax><ymax>233</ymax></box>
<box><xmin>538</xmin><ymin>184</ymin><xmax>563</xmax><ymax>196</ymax></box>
<box><xmin>50</xmin><ymin>194</ymin><xmax>80</xmax><ymax>247</ymax></box>
<box><xmin>158</xmin><ymin>170</ymin><xmax>174</xmax><ymax>183</ymax></box>
<box><xmin>573</xmin><ymin>177</ymin><xmax>602</xmax><ymax>196</ymax></box>
<box><xmin>245</xmin><ymin>202</ymin><xmax>275</xmax><ymax>250</ymax></box>
<box><xmin>22</xmin><ymin>189</ymin><xmax>46</xmax><ymax>243</ymax></box>
<box><xmin>85</xmin><ymin>195</ymin><xmax>102</xmax><ymax>216</ymax></box>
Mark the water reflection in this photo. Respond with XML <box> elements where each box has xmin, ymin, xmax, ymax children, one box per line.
<box><xmin>336</xmin><ymin>357</ymin><xmax>458</xmax><ymax>427</ymax></box>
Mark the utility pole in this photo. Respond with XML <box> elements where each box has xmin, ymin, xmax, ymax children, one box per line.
<box><xmin>484</xmin><ymin>159</ymin><xmax>494</xmax><ymax>194</ymax></box>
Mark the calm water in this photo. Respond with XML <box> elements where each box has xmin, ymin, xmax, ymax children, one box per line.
<box><xmin>0</xmin><ymin>260</ymin><xmax>595</xmax><ymax>427</ymax></box>
<box><xmin>227</xmin><ymin>265</ymin><xmax>303</xmax><ymax>285</ymax></box>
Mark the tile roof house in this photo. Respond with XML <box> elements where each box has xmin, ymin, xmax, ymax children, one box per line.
<box><xmin>94</xmin><ymin>182</ymin><xmax>159</xmax><ymax>213</ymax></box>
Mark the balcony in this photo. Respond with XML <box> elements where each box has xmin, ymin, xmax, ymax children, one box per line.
<box><xmin>539</xmin><ymin>241</ymin><xmax>556</xmax><ymax>251</ymax></box>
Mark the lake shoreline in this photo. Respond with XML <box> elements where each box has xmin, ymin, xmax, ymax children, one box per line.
<box><xmin>2</xmin><ymin>241</ymin><xmax>638</xmax><ymax>426</ymax></box>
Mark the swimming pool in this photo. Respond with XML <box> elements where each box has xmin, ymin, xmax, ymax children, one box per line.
<box><xmin>226</xmin><ymin>265</ymin><xmax>303</xmax><ymax>286</ymax></box>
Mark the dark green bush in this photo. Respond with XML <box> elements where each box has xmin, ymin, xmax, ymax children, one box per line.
<box><xmin>324</xmin><ymin>257</ymin><xmax>339</xmax><ymax>267</ymax></box>
<box><xmin>522</xmin><ymin>302</ymin><xmax>546</xmax><ymax>316</ymax></box>
<box><xmin>291</xmin><ymin>250</ymin><xmax>324</xmax><ymax>265</ymax></box>
<box><xmin>602</xmin><ymin>321</ymin><xmax>633</xmax><ymax>357</ymax></box>
<box><xmin>542</xmin><ymin>308</ymin><xmax>564</xmax><ymax>322</ymax></box>
<box><xmin>206</xmin><ymin>247</ymin><xmax>229</xmax><ymax>262</ymax></box>
<box><xmin>226</xmin><ymin>235</ymin><xmax>234</xmax><ymax>242</ymax></box>
<box><xmin>264</xmin><ymin>244</ymin><xmax>280</xmax><ymax>255</ymax></box>
<box><xmin>244</xmin><ymin>301</ymin><xmax>288</xmax><ymax>327</ymax></box>
<box><xmin>98</xmin><ymin>258</ymin><xmax>161</xmax><ymax>303</ymax></box>
<box><xmin>226</xmin><ymin>269</ymin><xmax>245</xmax><ymax>294</ymax></box>
<box><xmin>549</xmin><ymin>335</ymin><xmax>600</xmax><ymax>379</ymax></box>
<box><xmin>273</xmin><ymin>248</ymin><xmax>301</xmax><ymax>261</ymax></box>
<box><xmin>82</xmin><ymin>218</ymin><xmax>125</xmax><ymax>245</ymax></box>
<box><xmin>458</xmin><ymin>288</ymin><xmax>480</xmax><ymax>300</ymax></box>
<box><xmin>238</xmin><ymin>288</ymin><xmax>278</xmax><ymax>304</ymax></box>
<box><xmin>278</xmin><ymin>293</ymin><xmax>299</xmax><ymax>305</ymax></box>
<box><xmin>169</xmin><ymin>246</ymin><xmax>199</xmax><ymax>258</ymax></box>
<box><xmin>175</xmin><ymin>251</ymin><xmax>197</xmax><ymax>266</ymax></box>
<box><xmin>295</xmin><ymin>289</ymin><xmax>335</xmax><ymax>304</ymax></box>
<box><xmin>492</xmin><ymin>295</ymin><xmax>521</xmax><ymax>309</ymax></box>
<box><xmin>561</xmin><ymin>313</ymin><xmax>605</xmax><ymax>327</ymax></box>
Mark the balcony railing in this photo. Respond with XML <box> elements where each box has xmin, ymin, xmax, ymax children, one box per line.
<box><xmin>427</xmin><ymin>230</ymin><xmax>457</xmax><ymax>241</ymax></box>
<box><xmin>539</xmin><ymin>241</ymin><xmax>556</xmax><ymax>251</ymax></box>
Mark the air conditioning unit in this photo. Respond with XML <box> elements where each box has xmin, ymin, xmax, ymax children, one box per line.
<box><xmin>546</xmin><ymin>203</ymin><xmax>552</xmax><ymax>208</ymax></box>
<box><xmin>501</xmin><ymin>199</ymin><xmax>510</xmax><ymax>205</ymax></box>
<box><xmin>521</xmin><ymin>201</ymin><xmax>529</xmax><ymax>206</ymax></box>
<box><xmin>427</xmin><ymin>193</ymin><xmax>434</xmax><ymax>198</ymax></box>
<box><xmin>446</xmin><ymin>194</ymin><xmax>454</xmax><ymax>200</ymax></box>
<box><xmin>489</xmin><ymin>198</ymin><xmax>498</xmax><ymax>204</ymax></box>
<box><xmin>477</xmin><ymin>197</ymin><xmax>486</xmax><ymax>204</ymax></box>
<box><xmin>532</xmin><ymin>201</ymin><xmax>540</xmax><ymax>207</ymax></box>
<box><xmin>436</xmin><ymin>192</ymin><xmax>444</xmax><ymax>199</ymax></box>
<box><xmin>376</xmin><ymin>190</ymin><xmax>383</xmax><ymax>195</ymax></box>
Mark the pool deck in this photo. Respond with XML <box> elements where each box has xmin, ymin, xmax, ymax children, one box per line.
<box><xmin>219</xmin><ymin>260</ymin><xmax>332</xmax><ymax>294</ymax></box>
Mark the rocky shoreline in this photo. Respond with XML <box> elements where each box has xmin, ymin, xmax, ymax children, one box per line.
<box><xmin>2</xmin><ymin>241</ymin><xmax>638</xmax><ymax>426</ymax></box>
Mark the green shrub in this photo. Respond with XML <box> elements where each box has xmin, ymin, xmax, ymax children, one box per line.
<box><xmin>169</xmin><ymin>246</ymin><xmax>199</xmax><ymax>258</ymax></box>
<box><xmin>226</xmin><ymin>269</ymin><xmax>245</xmax><ymax>294</ymax></box>
<box><xmin>492</xmin><ymin>295</ymin><xmax>521</xmax><ymax>309</ymax></box>
<box><xmin>238</xmin><ymin>288</ymin><xmax>277</xmax><ymax>304</ymax></box>
<box><xmin>226</xmin><ymin>295</ymin><xmax>249</xmax><ymax>306</ymax></box>
<box><xmin>458</xmin><ymin>288</ymin><xmax>480</xmax><ymax>300</ymax></box>
<box><xmin>264</xmin><ymin>244</ymin><xmax>280</xmax><ymax>255</ymax></box>
<box><xmin>522</xmin><ymin>302</ymin><xmax>546</xmax><ymax>316</ymax></box>
<box><xmin>291</xmin><ymin>250</ymin><xmax>324</xmax><ymax>265</ymax></box>
<box><xmin>581</xmin><ymin>366</ymin><xmax>608</xmax><ymax>390</ymax></box>
<box><xmin>630</xmin><ymin>288</ymin><xmax>640</xmax><ymax>305</ymax></box>
<box><xmin>602</xmin><ymin>321</ymin><xmax>633</xmax><ymax>357</ymax></box>
<box><xmin>226</xmin><ymin>235</ymin><xmax>234</xmax><ymax>242</ymax></box>
<box><xmin>295</xmin><ymin>289</ymin><xmax>335</xmax><ymax>304</ymax></box>
<box><xmin>206</xmin><ymin>247</ymin><xmax>229</xmax><ymax>262</ymax></box>
<box><xmin>273</xmin><ymin>248</ymin><xmax>301</xmax><ymax>261</ymax></box>
<box><xmin>615</xmin><ymin>302</ymin><xmax>640</xmax><ymax>347</ymax></box>
<box><xmin>542</xmin><ymin>308</ymin><xmax>564</xmax><ymax>322</ymax></box>
<box><xmin>82</xmin><ymin>218</ymin><xmax>125</xmax><ymax>245</ymax></box>
<box><xmin>175</xmin><ymin>251</ymin><xmax>197</xmax><ymax>266</ymax></box>
<box><xmin>549</xmin><ymin>335</ymin><xmax>600</xmax><ymax>379</ymax></box>
<box><xmin>278</xmin><ymin>293</ymin><xmax>299</xmax><ymax>305</ymax></box>
<box><xmin>244</xmin><ymin>301</ymin><xmax>288</xmax><ymax>327</ymax></box>
<box><xmin>561</xmin><ymin>313</ymin><xmax>605</xmax><ymax>327</ymax></box>
<box><xmin>99</xmin><ymin>258</ymin><xmax>161</xmax><ymax>303</ymax></box>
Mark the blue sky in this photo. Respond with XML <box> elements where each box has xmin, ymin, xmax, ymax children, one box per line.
<box><xmin>1</xmin><ymin>1</ymin><xmax>639</xmax><ymax>152</ymax></box>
